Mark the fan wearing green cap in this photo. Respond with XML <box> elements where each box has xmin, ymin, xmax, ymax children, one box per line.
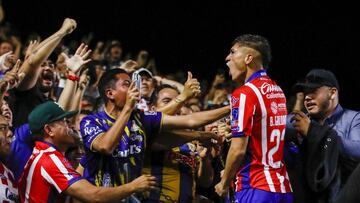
<box><xmin>18</xmin><ymin>101</ymin><xmax>158</xmax><ymax>203</ymax></box>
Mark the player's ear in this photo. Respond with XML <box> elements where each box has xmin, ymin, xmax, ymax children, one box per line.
<box><xmin>244</xmin><ymin>54</ymin><xmax>253</xmax><ymax>65</ymax></box>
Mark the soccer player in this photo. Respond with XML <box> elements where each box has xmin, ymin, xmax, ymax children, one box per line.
<box><xmin>215</xmin><ymin>34</ymin><xmax>293</xmax><ymax>202</ymax></box>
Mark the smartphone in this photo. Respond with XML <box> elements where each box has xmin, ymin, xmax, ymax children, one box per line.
<box><xmin>132</xmin><ymin>71</ymin><xmax>142</xmax><ymax>95</ymax></box>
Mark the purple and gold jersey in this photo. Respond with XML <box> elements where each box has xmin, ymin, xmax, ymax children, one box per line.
<box><xmin>143</xmin><ymin>143</ymin><xmax>199</xmax><ymax>203</ymax></box>
<box><xmin>80</xmin><ymin>110</ymin><xmax>162</xmax><ymax>187</ymax></box>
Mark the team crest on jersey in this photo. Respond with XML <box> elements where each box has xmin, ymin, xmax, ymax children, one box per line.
<box><xmin>231</xmin><ymin>96</ymin><xmax>239</xmax><ymax>107</ymax></box>
<box><xmin>130</xmin><ymin>120</ymin><xmax>140</xmax><ymax>132</ymax></box>
<box><xmin>270</xmin><ymin>102</ymin><xmax>278</xmax><ymax>114</ymax></box>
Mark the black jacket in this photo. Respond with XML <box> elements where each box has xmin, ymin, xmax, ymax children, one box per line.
<box><xmin>287</xmin><ymin>121</ymin><xmax>341</xmax><ymax>203</ymax></box>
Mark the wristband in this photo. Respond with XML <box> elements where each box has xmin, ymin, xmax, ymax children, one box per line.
<box><xmin>67</xmin><ymin>75</ymin><xmax>80</xmax><ymax>81</ymax></box>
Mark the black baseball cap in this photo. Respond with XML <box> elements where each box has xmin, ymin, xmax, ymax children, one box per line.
<box><xmin>293</xmin><ymin>69</ymin><xmax>339</xmax><ymax>93</ymax></box>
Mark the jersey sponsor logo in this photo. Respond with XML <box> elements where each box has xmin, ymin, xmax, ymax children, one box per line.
<box><xmin>112</xmin><ymin>144</ymin><xmax>142</xmax><ymax>157</ymax></box>
<box><xmin>266</xmin><ymin>93</ymin><xmax>286</xmax><ymax>99</ymax></box>
<box><xmin>270</xmin><ymin>102</ymin><xmax>278</xmax><ymax>114</ymax></box>
<box><xmin>84</xmin><ymin>125</ymin><xmax>103</xmax><ymax>136</ymax></box>
<box><xmin>260</xmin><ymin>82</ymin><xmax>283</xmax><ymax>95</ymax></box>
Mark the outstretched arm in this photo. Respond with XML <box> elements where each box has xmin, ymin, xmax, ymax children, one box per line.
<box><xmin>57</xmin><ymin>43</ymin><xmax>91</xmax><ymax>110</ymax></box>
<box><xmin>17</xmin><ymin>18</ymin><xmax>77</xmax><ymax>91</ymax></box>
<box><xmin>65</xmin><ymin>175</ymin><xmax>157</xmax><ymax>203</ymax></box>
<box><xmin>161</xmin><ymin>105</ymin><xmax>230</xmax><ymax>130</ymax></box>
<box><xmin>152</xmin><ymin>130</ymin><xmax>217</xmax><ymax>150</ymax></box>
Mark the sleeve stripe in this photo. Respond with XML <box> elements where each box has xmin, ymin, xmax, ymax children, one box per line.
<box><xmin>40</xmin><ymin>166</ymin><xmax>61</xmax><ymax>193</ymax></box>
<box><xmin>49</xmin><ymin>154</ymin><xmax>73</xmax><ymax>181</ymax></box>
<box><xmin>238</xmin><ymin>93</ymin><xmax>247</xmax><ymax>132</ymax></box>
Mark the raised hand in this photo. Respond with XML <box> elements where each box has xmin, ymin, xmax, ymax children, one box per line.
<box><xmin>213</xmin><ymin>73</ymin><xmax>225</xmax><ymax>87</ymax></box>
<box><xmin>0</xmin><ymin>59</ymin><xmax>25</xmax><ymax>92</ymax></box>
<box><xmin>119</xmin><ymin>60</ymin><xmax>139</xmax><ymax>73</ymax></box>
<box><xmin>197</xmin><ymin>131</ymin><xmax>220</xmax><ymax>146</ymax></box>
<box><xmin>217</xmin><ymin>119</ymin><xmax>232</xmax><ymax>139</ymax></box>
<box><xmin>181</xmin><ymin>71</ymin><xmax>201</xmax><ymax>99</ymax></box>
<box><xmin>129</xmin><ymin>175</ymin><xmax>158</xmax><ymax>193</ymax></box>
<box><xmin>124</xmin><ymin>81</ymin><xmax>140</xmax><ymax>110</ymax></box>
<box><xmin>0</xmin><ymin>51</ymin><xmax>16</xmax><ymax>72</ymax></box>
<box><xmin>291</xmin><ymin>110</ymin><xmax>311</xmax><ymax>136</ymax></box>
<box><xmin>59</xmin><ymin>18</ymin><xmax>77</xmax><ymax>35</ymax></box>
<box><xmin>61</xmin><ymin>43</ymin><xmax>92</xmax><ymax>75</ymax></box>
<box><xmin>24</xmin><ymin>40</ymin><xmax>39</xmax><ymax>60</ymax></box>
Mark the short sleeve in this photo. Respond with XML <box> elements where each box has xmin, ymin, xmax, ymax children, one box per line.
<box><xmin>41</xmin><ymin>154</ymin><xmax>82</xmax><ymax>193</ymax></box>
<box><xmin>80</xmin><ymin>116</ymin><xmax>105</xmax><ymax>150</ymax></box>
<box><xmin>230</xmin><ymin>89</ymin><xmax>256</xmax><ymax>138</ymax></box>
<box><xmin>140</xmin><ymin>111</ymin><xmax>163</xmax><ymax>136</ymax></box>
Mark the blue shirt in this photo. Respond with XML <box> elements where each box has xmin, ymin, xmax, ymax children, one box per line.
<box><xmin>6</xmin><ymin>124</ymin><xmax>33</xmax><ymax>181</ymax></box>
<box><xmin>324</xmin><ymin>105</ymin><xmax>360</xmax><ymax>161</ymax></box>
<box><xmin>80</xmin><ymin>110</ymin><xmax>163</xmax><ymax>187</ymax></box>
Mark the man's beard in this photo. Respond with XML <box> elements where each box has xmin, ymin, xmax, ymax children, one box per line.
<box><xmin>309</xmin><ymin>97</ymin><xmax>331</xmax><ymax>121</ymax></box>
<box><xmin>38</xmin><ymin>82</ymin><xmax>53</xmax><ymax>93</ymax></box>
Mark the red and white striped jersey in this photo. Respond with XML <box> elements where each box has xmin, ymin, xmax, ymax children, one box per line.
<box><xmin>18</xmin><ymin>142</ymin><xmax>82</xmax><ymax>203</ymax></box>
<box><xmin>0</xmin><ymin>163</ymin><xmax>18</xmax><ymax>203</ymax></box>
<box><xmin>230</xmin><ymin>70</ymin><xmax>292</xmax><ymax>193</ymax></box>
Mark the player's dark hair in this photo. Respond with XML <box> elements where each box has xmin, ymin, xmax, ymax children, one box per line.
<box><xmin>233</xmin><ymin>34</ymin><xmax>272</xmax><ymax>69</ymax></box>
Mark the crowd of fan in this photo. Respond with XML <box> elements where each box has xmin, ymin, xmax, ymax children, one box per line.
<box><xmin>1</xmin><ymin>9</ymin><xmax>360</xmax><ymax>203</ymax></box>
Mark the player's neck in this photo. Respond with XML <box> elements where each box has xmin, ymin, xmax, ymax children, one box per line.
<box><xmin>245</xmin><ymin>67</ymin><xmax>263</xmax><ymax>82</ymax></box>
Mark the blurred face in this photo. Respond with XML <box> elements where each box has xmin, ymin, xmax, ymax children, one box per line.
<box><xmin>1</xmin><ymin>100</ymin><xmax>13</xmax><ymax>127</ymax></box>
<box><xmin>38</xmin><ymin>60</ymin><xmax>56</xmax><ymax>93</ymax></box>
<box><xmin>0</xmin><ymin>116</ymin><xmax>13</xmax><ymax>158</ymax></box>
<box><xmin>110</xmin><ymin>46</ymin><xmax>123</xmax><ymax>60</ymax></box>
<box><xmin>49</xmin><ymin>118</ymin><xmax>77</xmax><ymax>147</ymax></box>
<box><xmin>0</xmin><ymin>42</ymin><xmax>13</xmax><ymax>55</ymax></box>
<box><xmin>140</xmin><ymin>74</ymin><xmax>155</xmax><ymax>99</ymax></box>
<box><xmin>108</xmin><ymin>73</ymin><xmax>131</xmax><ymax>108</ymax></box>
<box><xmin>155</xmin><ymin>87</ymin><xmax>179</xmax><ymax>108</ymax></box>
<box><xmin>180</xmin><ymin>106</ymin><xmax>193</xmax><ymax>115</ymax></box>
<box><xmin>225</xmin><ymin>43</ymin><xmax>249</xmax><ymax>83</ymax></box>
<box><xmin>304</xmin><ymin>86</ymin><xmax>335</xmax><ymax>119</ymax></box>
<box><xmin>67</xmin><ymin>145</ymin><xmax>85</xmax><ymax>168</ymax></box>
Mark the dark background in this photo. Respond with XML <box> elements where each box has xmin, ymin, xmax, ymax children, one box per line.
<box><xmin>3</xmin><ymin>0</ymin><xmax>360</xmax><ymax>109</ymax></box>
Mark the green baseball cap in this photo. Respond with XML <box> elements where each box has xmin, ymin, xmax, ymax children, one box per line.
<box><xmin>28</xmin><ymin>101</ymin><xmax>78</xmax><ymax>134</ymax></box>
